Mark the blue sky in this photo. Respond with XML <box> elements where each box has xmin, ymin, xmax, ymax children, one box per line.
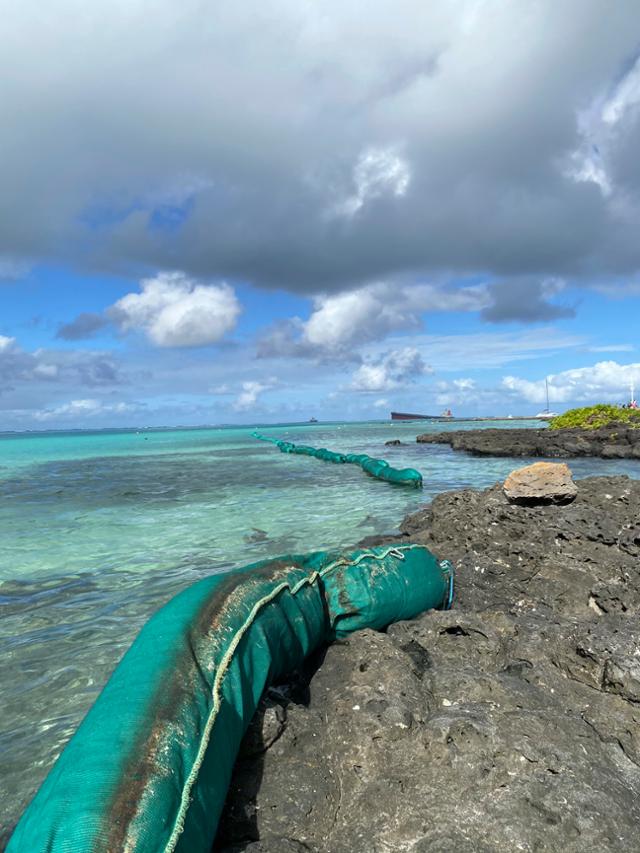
<box><xmin>1</xmin><ymin>2</ymin><xmax>640</xmax><ymax>429</ymax></box>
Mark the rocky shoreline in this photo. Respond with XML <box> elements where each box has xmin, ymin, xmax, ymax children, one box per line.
<box><xmin>416</xmin><ymin>426</ymin><xmax>640</xmax><ymax>459</ymax></box>
<box><xmin>217</xmin><ymin>471</ymin><xmax>640</xmax><ymax>852</ymax></box>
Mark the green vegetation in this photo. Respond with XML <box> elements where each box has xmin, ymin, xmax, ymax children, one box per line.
<box><xmin>549</xmin><ymin>404</ymin><xmax>640</xmax><ymax>430</ymax></box>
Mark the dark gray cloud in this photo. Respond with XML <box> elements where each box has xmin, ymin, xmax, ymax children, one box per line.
<box><xmin>74</xmin><ymin>357</ymin><xmax>123</xmax><ymax>387</ymax></box>
<box><xmin>57</xmin><ymin>312</ymin><xmax>109</xmax><ymax>340</ymax></box>
<box><xmin>1</xmin><ymin>2</ymin><xmax>640</xmax><ymax>295</ymax></box>
<box><xmin>256</xmin><ymin>319</ymin><xmax>324</xmax><ymax>361</ymax></box>
<box><xmin>481</xmin><ymin>279</ymin><xmax>576</xmax><ymax>324</ymax></box>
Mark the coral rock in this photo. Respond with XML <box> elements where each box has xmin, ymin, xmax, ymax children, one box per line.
<box><xmin>503</xmin><ymin>461</ymin><xmax>578</xmax><ymax>505</ymax></box>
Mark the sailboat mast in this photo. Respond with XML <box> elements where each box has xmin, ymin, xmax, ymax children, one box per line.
<box><xmin>545</xmin><ymin>377</ymin><xmax>549</xmax><ymax>413</ymax></box>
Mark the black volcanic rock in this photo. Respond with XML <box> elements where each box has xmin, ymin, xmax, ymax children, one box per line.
<box><xmin>416</xmin><ymin>426</ymin><xmax>640</xmax><ymax>459</ymax></box>
<box><xmin>217</xmin><ymin>475</ymin><xmax>640</xmax><ymax>853</ymax></box>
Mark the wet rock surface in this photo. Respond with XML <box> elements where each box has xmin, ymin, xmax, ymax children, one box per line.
<box><xmin>416</xmin><ymin>426</ymin><xmax>640</xmax><ymax>459</ymax></box>
<box><xmin>217</xmin><ymin>475</ymin><xmax>640</xmax><ymax>852</ymax></box>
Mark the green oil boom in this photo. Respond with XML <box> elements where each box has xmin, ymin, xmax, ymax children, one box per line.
<box><xmin>8</xmin><ymin>545</ymin><xmax>453</xmax><ymax>852</ymax></box>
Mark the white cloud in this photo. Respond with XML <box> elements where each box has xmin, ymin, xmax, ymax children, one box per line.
<box><xmin>32</xmin><ymin>363</ymin><xmax>59</xmax><ymax>378</ymax></box>
<box><xmin>502</xmin><ymin>360</ymin><xmax>640</xmax><ymax>404</ymax></box>
<box><xmin>568</xmin><ymin>55</ymin><xmax>640</xmax><ymax>197</ymax></box>
<box><xmin>350</xmin><ymin>347</ymin><xmax>430</xmax><ymax>392</ymax></box>
<box><xmin>602</xmin><ymin>56</ymin><xmax>640</xmax><ymax>126</ymax></box>
<box><xmin>110</xmin><ymin>271</ymin><xmax>241</xmax><ymax>347</ymax></box>
<box><xmin>334</xmin><ymin>146</ymin><xmax>411</xmax><ymax>217</ymax></box>
<box><xmin>434</xmin><ymin>377</ymin><xmax>478</xmax><ymax>407</ymax></box>
<box><xmin>304</xmin><ymin>284</ymin><xmax>408</xmax><ymax>351</ymax></box>
<box><xmin>0</xmin><ymin>335</ymin><xmax>16</xmax><ymax>352</ymax></box>
<box><xmin>452</xmin><ymin>377</ymin><xmax>475</xmax><ymax>391</ymax></box>
<box><xmin>233</xmin><ymin>378</ymin><xmax>277</xmax><ymax>411</ymax></box>
<box><xmin>566</xmin><ymin>142</ymin><xmax>611</xmax><ymax>196</ymax></box>
<box><xmin>373</xmin><ymin>398</ymin><xmax>389</xmax><ymax>408</ymax></box>
<box><xmin>368</xmin><ymin>327</ymin><xmax>585</xmax><ymax>372</ymax></box>
<box><xmin>586</xmin><ymin>344</ymin><xmax>634</xmax><ymax>353</ymax></box>
<box><xmin>35</xmin><ymin>399</ymin><xmax>137</xmax><ymax>421</ymax></box>
<box><xmin>300</xmin><ymin>281</ymin><xmax>487</xmax><ymax>353</ymax></box>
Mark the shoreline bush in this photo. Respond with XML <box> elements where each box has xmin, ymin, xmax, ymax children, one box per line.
<box><xmin>549</xmin><ymin>404</ymin><xmax>640</xmax><ymax>430</ymax></box>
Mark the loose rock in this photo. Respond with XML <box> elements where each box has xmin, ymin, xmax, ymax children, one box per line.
<box><xmin>503</xmin><ymin>461</ymin><xmax>578</xmax><ymax>505</ymax></box>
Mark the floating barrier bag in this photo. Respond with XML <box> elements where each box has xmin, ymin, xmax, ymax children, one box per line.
<box><xmin>253</xmin><ymin>432</ymin><xmax>423</xmax><ymax>487</ymax></box>
<box><xmin>8</xmin><ymin>544</ymin><xmax>452</xmax><ymax>852</ymax></box>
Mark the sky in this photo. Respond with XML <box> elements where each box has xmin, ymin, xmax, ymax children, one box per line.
<box><xmin>1</xmin><ymin>0</ymin><xmax>640</xmax><ymax>430</ymax></box>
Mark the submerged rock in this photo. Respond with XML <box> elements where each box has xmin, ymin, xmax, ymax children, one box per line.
<box><xmin>217</xmin><ymin>475</ymin><xmax>640</xmax><ymax>852</ymax></box>
<box><xmin>503</xmin><ymin>461</ymin><xmax>578</xmax><ymax>505</ymax></box>
<box><xmin>384</xmin><ymin>439</ymin><xmax>403</xmax><ymax>446</ymax></box>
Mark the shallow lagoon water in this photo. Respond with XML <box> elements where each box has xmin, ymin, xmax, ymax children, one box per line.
<box><xmin>1</xmin><ymin>419</ymin><xmax>639</xmax><ymax>839</ymax></box>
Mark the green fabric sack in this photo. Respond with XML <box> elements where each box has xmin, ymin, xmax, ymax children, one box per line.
<box><xmin>253</xmin><ymin>433</ymin><xmax>423</xmax><ymax>487</ymax></box>
<box><xmin>8</xmin><ymin>544</ymin><xmax>451</xmax><ymax>853</ymax></box>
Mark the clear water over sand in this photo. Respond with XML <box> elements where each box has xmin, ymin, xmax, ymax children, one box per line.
<box><xmin>1</xmin><ymin>419</ymin><xmax>638</xmax><ymax>838</ymax></box>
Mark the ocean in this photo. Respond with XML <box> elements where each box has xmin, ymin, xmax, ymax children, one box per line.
<box><xmin>1</xmin><ymin>419</ymin><xmax>639</xmax><ymax>839</ymax></box>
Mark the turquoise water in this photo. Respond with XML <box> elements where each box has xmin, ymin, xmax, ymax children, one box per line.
<box><xmin>1</xmin><ymin>419</ymin><xmax>639</xmax><ymax>840</ymax></box>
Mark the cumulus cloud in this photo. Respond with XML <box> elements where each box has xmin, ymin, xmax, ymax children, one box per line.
<box><xmin>109</xmin><ymin>272</ymin><xmax>241</xmax><ymax>347</ymax></box>
<box><xmin>452</xmin><ymin>378</ymin><xmax>475</xmax><ymax>391</ymax></box>
<box><xmin>303</xmin><ymin>283</ymin><xmax>425</xmax><ymax>350</ymax></box>
<box><xmin>481</xmin><ymin>278</ymin><xmax>575</xmax><ymax>324</ymax></box>
<box><xmin>349</xmin><ymin>347</ymin><xmax>430</xmax><ymax>392</ymax></box>
<box><xmin>259</xmin><ymin>281</ymin><xmax>488</xmax><ymax>359</ymax></box>
<box><xmin>502</xmin><ymin>360</ymin><xmax>640</xmax><ymax>405</ymax></box>
<box><xmin>434</xmin><ymin>378</ymin><xmax>478</xmax><ymax>407</ymax></box>
<box><xmin>233</xmin><ymin>378</ymin><xmax>277</xmax><ymax>411</ymax></box>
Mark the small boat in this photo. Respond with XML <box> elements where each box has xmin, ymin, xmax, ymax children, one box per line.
<box><xmin>309</xmin><ymin>417</ymin><xmax>318</xmax><ymax>423</ymax></box>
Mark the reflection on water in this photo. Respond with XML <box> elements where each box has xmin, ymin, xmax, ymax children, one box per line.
<box><xmin>1</xmin><ymin>420</ymin><xmax>638</xmax><ymax>838</ymax></box>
